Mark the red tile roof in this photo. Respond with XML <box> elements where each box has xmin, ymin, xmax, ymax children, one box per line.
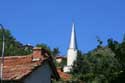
<box><xmin>0</xmin><ymin>47</ymin><xmax>60</xmax><ymax>81</ymax></box>
<box><xmin>57</xmin><ymin>68</ymin><xmax>71</xmax><ymax>80</ymax></box>
<box><xmin>0</xmin><ymin>55</ymin><xmax>43</xmax><ymax>80</ymax></box>
<box><xmin>0</xmin><ymin>55</ymin><xmax>70</xmax><ymax>81</ymax></box>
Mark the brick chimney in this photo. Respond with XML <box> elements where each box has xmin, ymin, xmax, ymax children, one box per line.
<box><xmin>32</xmin><ymin>47</ymin><xmax>43</xmax><ymax>61</ymax></box>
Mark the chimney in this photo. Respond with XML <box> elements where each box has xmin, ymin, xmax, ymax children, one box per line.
<box><xmin>32</xmin><ymin>47</ymin><xmax>43</xmax><ymax>61</ymax></box>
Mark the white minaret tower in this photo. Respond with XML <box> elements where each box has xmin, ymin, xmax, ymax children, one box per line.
<box><xmin>63</xmin><ymin>23</ymin><xmax>78</xmax><ymax>72</ymax></box>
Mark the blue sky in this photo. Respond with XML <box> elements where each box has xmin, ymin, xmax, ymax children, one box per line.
<box><xmin>0</xmin><ymin>0</ymin><xmax>125</xmax><ymax>55</ymax></box>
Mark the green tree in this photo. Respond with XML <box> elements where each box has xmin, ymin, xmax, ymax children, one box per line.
<box><xmin>72</xmin><ymin>47</ymin><xmax>121</xmax><ymax>83</ymax></box>
<box><xmin>36</xmin><ymin>43</ymin><xmax>51</xmax><ymax>54</ymax></box>
<box><xmin>107</xmin><ymin>37</ymin><xmax>125</xmax><ymax>83</ymax></box>
<box><xmin>0</xmin><ymin>28</ymin><xmax>32</xmax><ymax>56</ymax></box>
<box><xmin>52</xmin><ymin>48</ymin><xmax>60</xmax><ymax>56</ymax></box>
<box><xmin>88</xmin><ymin>47</ymin><xmax>120</xmax><ymax>83</ymax></box>
<box><xmin>96</xmin><ymin>36</ymin><xmax>103</xmax><ymax>48</ymax></box>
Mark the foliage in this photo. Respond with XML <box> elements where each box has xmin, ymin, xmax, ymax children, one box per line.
<box><xmin>108</xmin><ymin>38</ymin><xmax>125</xmax><ymax>70</ymax></box>
<box><xmin>0</xmin><ymin>28</ymin><xmax>33</xmax><ymax>56</ymax></box>
<box><xmin>96</xmin><ymin>36</ymin><xmax>103</xmax><ymax>48</ymax></box>
<box><xmin>72</xmin><ymin>46</ymin><xmax>121</xmax><ymax>83</ymax></box>
<box><xmin>71</xmin><ymin>36</ymin><xmax>125</xmax><ymax>83</ymax></box>
<box><xmin>107</xmin><ymin>38</ymin><xmax>125</xmax><ymax>83</ymax></box>
<box><xmin>36</xmin><ymin>43</ymin><xmax>51</xmax><ymax>54</ymax></box>
<box><xmin>55</xmin><ymin>57</ymin><xmax>67</xmax><ymax>68</ymax></box>
<box><xmin>60</xmin><ymin>58</ymin><xmax>67</xmax><ymax>67</ymax></box>
<box><xmin>52</xmin><ymin>48</ymin><xmax>60</xmax><ymax>56</ymax></box>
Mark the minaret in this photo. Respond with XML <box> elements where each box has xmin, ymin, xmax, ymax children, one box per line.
<box><xmin>67</xmin><ymin>23</ymin><xmax>77</xmax><ymax>66</ymax></box>
<box><xmin>63</xmin><ymin>23</ymin><xmax>78</xmax><ymax>72</ymax></box>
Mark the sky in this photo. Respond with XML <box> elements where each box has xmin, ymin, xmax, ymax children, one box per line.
<box><xmin>0</xmin><ymin>0</ymin><xmax>125</xmax><ymax>55</ymax></box>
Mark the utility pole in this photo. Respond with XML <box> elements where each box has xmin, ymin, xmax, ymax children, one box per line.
<box><xmin>0</xmin><ymin>24</ymin><xmax>5</xmax><ymax>83</ymax></box>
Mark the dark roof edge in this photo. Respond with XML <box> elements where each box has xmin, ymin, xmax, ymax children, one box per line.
<box><xmin>48</xmin><ymin>55</ymin><xmax>60</xmax><ymax>80</ymax></box>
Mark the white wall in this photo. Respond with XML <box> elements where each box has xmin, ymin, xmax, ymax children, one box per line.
<box><xmin>56</xmin><ymin>58</ymin><xmax>62</xmax><ymax>63</ymax></box>
<box><xmin>67</xmin><ymin>49</ymin><xmax>77</xmax><ymax>66</ymax></box>
<box><xmin>64</xmin><ymin>49</ymin><xmax>77</xmax><ymax>72</ymax></box>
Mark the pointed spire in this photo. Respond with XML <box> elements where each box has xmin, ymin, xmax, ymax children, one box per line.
<box><xmin>69</xmin><ymin>22</ymin><xmax>77</xmax><ymax>49</ymax></box>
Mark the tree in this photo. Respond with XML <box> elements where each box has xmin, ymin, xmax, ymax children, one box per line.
<box><xmin>96</xmin><ymin>36</ymin><xmax>103</xmax><ymax>48</ymax></box>
<box><xmin>71</xmin><ymin>50</ymin><xmax>90</xmax><ymax>82</ymax></box>
<box><xmin>123</xmin><ymin>33</ymin><xmax>125</xmax><ymax>43</ymax></box>
<box><xmin>89</xmin><ymin>47</ymin><xmax>120</xmax><ymax>83</ymax></box>
<box><xmin>52</xmin><ymin>48</ymin><xmax>60</xmax><ymax>56</ymax></box>
<box><xmin>107</xmin><ymin>37</ymin><xmax>125</xmax><ymax>83</ymax></box>
<box><xmin>0</xmin><ymin>28</ymin><xmax>32</xmax><ymax>56</ymax></box>
<box><xmin>72</xmin><ymin>47</ymin><xmax>121</xmax><ymax>83</ymax></box>
<box><xmin>36</xmin><ymin>43</ymin><xmax>51</xmax><ymax>54</ymax></box>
